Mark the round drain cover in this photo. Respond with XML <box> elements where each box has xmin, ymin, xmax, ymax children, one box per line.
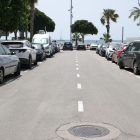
<box><xmin>68</xmin><ymin>125</ymin><xmax>110</xmax><ymax>138</ymax></box>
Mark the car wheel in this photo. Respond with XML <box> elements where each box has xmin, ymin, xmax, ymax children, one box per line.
<box><xmin>34</xmin><ymin>55</ymin><xmax>38</xmax><ymax>65</ymax></box>
<box><xmin>44</xmin><ymin>54</ymin><xmax>47</xmax><ymax>59</ymax></box>
<box><xmin>41</xmin><ymin>55</ymin><xmax>43</xmax><ymax>61</ymax></box>
<box><xmin>0</xmin><ymin>69</ymin><xmax>4</xmax><ymax>84</ymax></box>
<box><xmin>14</xmin><ymin>63</ymin><xmax>21</xmax><ymax>76</ymax></box>
<box><xmin>119</xmin><ymin>58</ymin><xmax>124</xmax><ymax>69</ymax></box>
<box><xmin>106</xmin><ymin>55</ymin><xmax>109</xmax><ymax>60</ymax></box>
<box><xmin>133</xmin><ymin>61</ymin><xmax>140</xmax><ymax>75</ymax></box>
<box><xmin>27</xmin><ymin>56</ymin><xmax>32</xmax><ymax>69</ymax></box>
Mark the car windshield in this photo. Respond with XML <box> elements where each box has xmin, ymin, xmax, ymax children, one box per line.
<box><xmin>33</xmin><ymin>38</ymin><xmax>48</xmax><ymax>44</ymax></box>
<box><xmin>91</xmin><ymin>43</ymin><xmax>99</xmax><ymax>46</ymax></box>
<box><xmin>1</xmin><ymin>42</ymin><xmax>23</xmax><ymax>48</ymax></box>
<box><xmin>109</xmin><ymin>43</ymin><xmax>122</xmax><ymax>49</ymax></box>
<box><xmin>32</xmin><ymin>44</ymin><xmax>41</xmax><ymax>49</ymax></box>
<box><xmin>103</xmin><ymin>44</ymin><xmax>108</xmax><ymax>48</ymax></box>
<box><xmin>65</xmin><ymin>42</ymin><xmax>72</xmax><ymax>45</ymax></box>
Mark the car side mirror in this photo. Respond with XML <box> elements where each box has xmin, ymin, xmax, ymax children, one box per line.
<box><xmin>49</xmin><ymin>43</ymin><xmax>52</xmax><ymax>45</ymax></box>
<box><xmin>12</xmin><ymin>52</ymin><xmax>16</xmax><ymax>55</ymax></box>
<box><xmin>31</xmin><ymin>46</ymin><xmax>35</xmax><ymax>49</ymax></box>
<box><xmin>113</xmin><ymin>48</ymin><xmax>115</xmax><ymax>50</ymax></box>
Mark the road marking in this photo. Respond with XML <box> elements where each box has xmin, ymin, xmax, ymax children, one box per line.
<box><xmin>128</xmin><ymin>72</ymin><xmax>133</xmax><ymax>75</ymax></box>
<box><xmin>78</xmin><ymin>101</ymin><xmax>84</xmax><ymax>112</ymax></box>
<box><xmin>77</xmin><ymin>74</ymin><xmax>80</xmax><ymax>77</ymax></box>
<box><xmin>24</xmin><ymin>70</ymin><xmax>29</xmax><ymax>72</ymax></box>
<box><xmin>77</xmin><ymin>84</ymin><xmax>81</xmax><ymax>89</ymax></box>
<box><xmin>136</xmin><ymin>76</ymin><xmax>140</xmax><ymax>79</ymax></box>
<box><xmin>76</xmin><ymin>68</ymin><xmax>79</xmax><ymax>70</ymax></box>
<box><xmin>76</xmin><ymin>61</ymin><xmax>78</xmax><ymax>63</ymax></box>
<box><xmin>76</xmin><ymin>64</ymin><xmax>78</xmax><ymax>66</ymax></box>
<box><xmin>5</xmin><ymin>79</ymin><xmax>14</xmax><ymax>84</ymax></box>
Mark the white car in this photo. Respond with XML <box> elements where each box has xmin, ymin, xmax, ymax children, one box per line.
<box><xmin>90</xmin><ymin>42</ymin><xmax>99</xmax><ymax>50</ymax></box>
<box><xmin>0</xmin><ymin>44</ymin><xmax>20</xmax><ymax>84</ymax></box>
<box><xmin>105</xmin><ymin>42</ymin><xmax>123</xmax><ymax>60</ymax></box>
<box><xmin>32</xmin><ymin>31</ymin><xmax>53</xmax><ymax>57</ymax></box>
<box><xmin>2</xmin><ymin>40</ymin><xmax>37</xmax><ymax>69</ymax></box>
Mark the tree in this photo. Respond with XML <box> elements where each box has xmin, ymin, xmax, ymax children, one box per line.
<box><xmin>71</xmin><ymin>20</ymin><xmax>98</xmax><ymax>43</ymax></box>
<box><xmin>129</xmin><ymin>0</ymin><xmax>140</xmax><ymax>26</ymax></box>
<box><xmin>28</xmin><ymin>0</ymin><xmax>38</xmax><ymax>42</ymax></box>
<box><xmin>28</xmin><ymin>8</ymin><xmax>55</xmax><ymax>34</ymax></box>
<box><xmin>100</xmin><ymin>9</ymin><xmax>119</xmax><ymax>33</ymax></box>
<box><xmin>100</xmin><ymin>33</ymin><xmax>112</xmax><ymax>43</ymax></box>
<box><xmin>72</xmin><ymin>32</ymin><xmax>82</xmax><ymax>47</ymax></box>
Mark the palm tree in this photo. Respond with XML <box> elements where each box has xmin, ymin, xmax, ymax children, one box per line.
<box><xmin>29</xmin><ymin>0</ymin><xmax>38</xmax><ymax>42</ymax></box>
<box><xmin>72</xmin><ymin>32</ymin><xmax>82</xmax><ymax>47</ymax></box>
<box><xmin>129</xmin><ymin>0</ymin><xmax>140</xmax><ymax>26</ymax></box>
<box><xmin>100</xmin><ymin>9</ymin><xmax>119</xmax><ymax>33</ymax></box>
<box><xmin>100</xmin><ymin>33</ymin><xmax>112</xmax><ymax>43</ymax></box>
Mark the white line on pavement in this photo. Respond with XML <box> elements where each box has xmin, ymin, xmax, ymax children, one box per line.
<box><xmin>24</xmin><ymin>70</ymin><xmax>29</xmax><ymax>72</ymax></box>
<box><xmin>128</xmin><ymin>72</ymin><xmax>133</xmax><ymax>75</ymax></box>
<box><xmin>5</xmin><ymin>79</ymin><xmax>14</xmax><ymax>84</ymax></box>
<box><xmin>76</xmin><ymin>68</ymin><xmax>79</xmax><ymax>70</ymax></box>
<box><xmin>78</xmin><ymin>101</ymin><xmax>84</xmax><ymax>112</ymax></box>
<box><xmin>77</xmin><ymin>74</ymin><xmax>80</xmax><ymax>77</ymax></box>
<box><xmin>39</xmin><ymin>62</ymin><xmax>42</xmax><ymax>64</ymax></box>
<box><xmin>76</xmin><ymin>64</ymin><xmax>78</xmax><ymax>66</ymax></box>
<box><xmin>136</xmin><ymin>76</ymin><xmax>140</xmax><ymax>79</ymax></box>
<box><xmin>76</xmin><ymin>61</ymin><xmax>78</xmax><ymax>63</ymax></box>
<box><xmin>77</xmin><ymin>84</ymin><xmax>81</xmax><ymax>89</ymax></box>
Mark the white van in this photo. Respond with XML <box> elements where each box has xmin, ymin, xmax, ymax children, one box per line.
<box><xmin>32</xmin><ymin>32</ymin><xmax>53</xmax><ymax>57</ymax></box>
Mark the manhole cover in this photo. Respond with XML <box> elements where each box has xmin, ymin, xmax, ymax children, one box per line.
<box><xmin>68</xmin><ymin>125</ymin><xmax>110</xmax><ymax>138</ymax></box>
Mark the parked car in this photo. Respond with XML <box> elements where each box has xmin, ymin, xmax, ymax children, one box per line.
<box><xmin>90</xmin><ymin>42</ymin><xmax>99</xmax><ymax>50</ymax></box>
<box><xmin>0</xmin><ymin>44</ymin><xmax>20</xmax><ymax>84</ymax></box>
<box><xmin>31</xmin><ymin>43</ymin><xmax>46</xmax><ymax>61</ymax></box>
<box><xmin>96</xmin><ymin>43</ymin><xmax>102</xmax><ymax>54</ymax></box>
<box><xmin>119</xmin><ymin>41</ymin><xmax>140</xmax><ymax>74</ymax></box>
<box><xmin>2</xmin><ymin>40</ymin><xmax>37</xmax><ymax>69</ymax></box>
<box><xmin>56</xmin><ymin>42</ymin><xmax>60</xmax><ymax>52</ymax></box>
<box><xmin>52</xmin><ymin>40</ymin><xmax>59</xmax><ymax>53</ymax></box>
<box><xmin>32</xmin><ymin>32</ymin><xmax>53</xmax><ymax>57</ymax></box>
<box><xmin>77</xmin><ymin>43</ymin><xmax>86</xmax><ymax>50</ymax></box>
<box><xmin>112</xmin><ymin>44</ymin><xmax>128</xmax><ymax>64</ymax></box>
<box><xmin>99</xmin><ymin>43</ymin><xmax>109</xmax><ymax>56</ymax></box>
<box><xmin>63</xmin><ymin>42</ymin><xmax>73</xmax><ymax>50</ymax></box>
<box><xmin>105</xmin><ymin>42</ymin><xmax>123</xmax><ymax>60</ymax></box>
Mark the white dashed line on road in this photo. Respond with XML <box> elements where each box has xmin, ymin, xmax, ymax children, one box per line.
<box><xmin>128</xmin><ymin>72</ymin><xmax>133</xmax><ymax>75</ymax></box>
<box><xmin>77</xmin><ymin>84</ymin><xmax>81</xmax><ymax>89</ymax></box>
<box><xmin>78</xmin><ymin>101</ymin><xmax>84</xmax><ymax>112</ymax></box>
<box><xmin>76</xmin><ymin>61</ymin><xmax>78</xmax><ymax>63</ymax></box>
<box><xmin>39</xmin><ymin>62</ymin><xmax>42</xmax><ymax>64</ymax></box>
<box><xmin>24</xmin><ymin>70</ymin><xmax>29</xmax><ymax>72</ymax></box>
<box><xmin>76</xmin><ymin>64</ymin><xmax>78</xmax><ymax>66</ymax></box>
<box><xmin>76</xmin><ymin>68</ymin><xmax>79</xmax><ymax>70</ymax></box>
<box><xmin>77</xmin><ymin>74</ymin><xmax>80</xmax><ymax>77</ymax></box>
<box><xmin>5</xmin><ymin>79</ymin><xmax>14</xmax><ymax>84</ymax></box>
<box><xmin>136</xmin><ymin>76</ymin><xmax>140</xmax><ymax>79</ymax></box>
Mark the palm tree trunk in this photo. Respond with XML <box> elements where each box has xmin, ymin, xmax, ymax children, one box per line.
<box><xmin>14</xmin><ymin>30</ymin><xmax>17</xmax><ymax>40</ymax></box>
<box><xmin>106</xmin><ymin>25</ymin><xmax>110</xmax><ymax>33</ymax></box>
<box><xmin>6</xmin><ymin>31</ymin><xmax>8</xmax><ymax>40</ymax></box>
<box><xmin>30</xmin><ymin>3</ymin><xmax>34</xmax><ymax>42</ymax></box>
<box><xmin>82</xmin><ymin>34</ymin><xmax>84</xmax><ymax>43</ymax></box>
<box><xmin>25</xmin><ymin>30</ymin><xmax>28</xmax><ymax>38</ymax></box>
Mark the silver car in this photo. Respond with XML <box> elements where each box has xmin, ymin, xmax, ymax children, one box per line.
<box><xmin>90</xmin><ymin>42</ymin><xmax>99</xmax><ymax>50</ymax></box>
<box><xmin>0</xmin><ymin>44</ymin><xmax>20</xmax><ymax>84</ymax></box>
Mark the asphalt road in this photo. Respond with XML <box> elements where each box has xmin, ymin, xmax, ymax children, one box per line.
<box><xmin>0</xmin><ymin>50</ymin><xmax>140</xmax><ymax>140</ymax></box>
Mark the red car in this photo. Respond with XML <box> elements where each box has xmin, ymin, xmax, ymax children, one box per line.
<box><xmin>112</xmin><ymin>44</ymin><xmax>128</xmax><ymax>64</ymax></box>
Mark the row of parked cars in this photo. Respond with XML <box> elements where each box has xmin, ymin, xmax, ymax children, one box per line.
<box><xmin>0</xmin><ymin>30</ymin><xmax>60</xmax><ymax>84</ymax></box>
<box><xmin>95</xmin><ymin>41</ymin><xmax>140</xmax><ymax>75</ymax></box>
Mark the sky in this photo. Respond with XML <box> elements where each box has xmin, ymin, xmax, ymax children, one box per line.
<box><xmin>1</xmin><ymin>0</ymin><xmax>140</xmax><ymax>40</ymax></box>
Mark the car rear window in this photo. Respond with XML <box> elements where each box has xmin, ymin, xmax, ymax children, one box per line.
<box><xmin>32</xmin><ymin>44</ymin><xmax>41</xmax><ymax>49</ymax></box>
<box><xmin>1</xmin><ymin>42</ymin><xmax>23</xmax><ymax>48</ymax></box>
<box><xmin>65</xmin><ymin>42</ymin><xmax>72</xmax><ymax>45</ymax></box>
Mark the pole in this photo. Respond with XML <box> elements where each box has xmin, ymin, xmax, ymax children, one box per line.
<box><xmin>70</xmin><ymin>0</ymin><xmax>72</xmax><ymax>42</ymax></box>
<box><xmin>122</xmin><ymin>27</ymin><xmax>124</xmax><ymax>43</ymax></box>
<box><xmin>45</xmin><ymin>26</ymin><xmax>46</xmax><ymax>34</ymax></box>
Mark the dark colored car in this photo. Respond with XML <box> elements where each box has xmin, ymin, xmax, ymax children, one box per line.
<box><xmin>118</xmin><ymin>41</ymin><xmax>140</xmax><ymax>74</ymax></box>
<box><xmin>99</xmin><ymin>43</ymin><xmax>109</xmax><ymax>56</ymax></box>
<box><xmin>96</xmin><ymin>44</ymin><xmax>102</xmax><ymax>54</ymax></box>
<box><xmin>77</xmin><ymin>43</ymin><xmax>86</xmax><ymax>50</ymax></box>
<box><xmin>112</xmin><ymin>44</ymin><xmax>127</xmax><ymax>64</ymax></box>
<box><xmin>63</xmin><ymin>42</ymin><xmax>73</xmax><ymax>50</ymax></box>
<box><xmin>32</xmin><ymin>43</ymin><xmax>46</xmax><ymax>61</ymax></box>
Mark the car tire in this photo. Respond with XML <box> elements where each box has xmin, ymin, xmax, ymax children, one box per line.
<box><xmin>106</xmin><ymin>55</ymin><xmax>109</xmax><ymax>60</ymax></box>
<box><xmin>41</xmin><ymin>55</ymin><xmax>43</xmax><ymax>61</ymax></box>
<box><xmin>27</xmin><ymin>56</ymin><xmax>32</xmax><ymax>69</ymax></box>
<box><xmin>0</xmin><ymin>68</ymin><xmax>4</xmax><ymax>84</ymax></box>
<box><xmin>34</xmin><ymin>55</ymin><xmax>38</xmax><ymax>65</ymax></box>
<box><xmin>14</xmin><ymin>63</ymin><xmax>21</xmax><ymax>76</ymax></box>
<box><xmin>44</xmin><ymin>54</ymin><xmax>47</xmax><ymax>59</ymax></box>
<box><xmin>133</xmin><ymin>61</ymin><xmax>140</xmax><ymax>75</ymax></box>
<box><xmin>119</xmin><ymin>58</ymin><xmax>124</xmax><ymax>69</ymax></box>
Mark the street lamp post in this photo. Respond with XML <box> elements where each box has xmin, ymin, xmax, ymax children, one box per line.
<box><xmin>68</xmin><ymin>0</ymin><xmax>73</xmax><ymax>43</ymax></box>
